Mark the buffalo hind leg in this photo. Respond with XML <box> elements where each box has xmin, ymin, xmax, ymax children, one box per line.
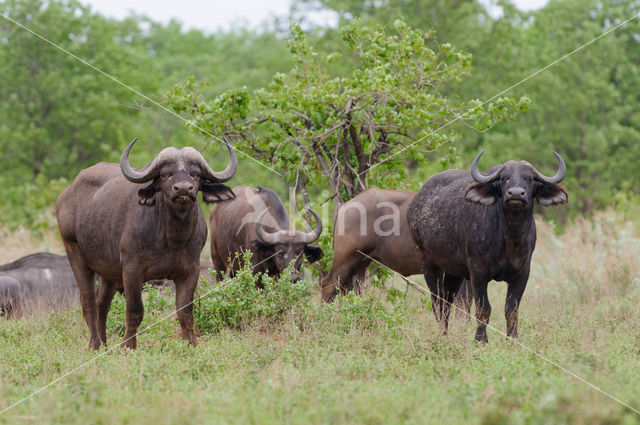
<box><xmin>64</xmin><ymin>241</ymin><xmax>101</xmax><ymax>350</ymax></box>
<box><xmin>471</xmin><ymin>276</ymin><xmax>491</xmax><ymax>343</ymax></box>
<box><xmin>438</xmin><ymin>274</ymin><xmax>464</xmax><ymax>334</ymax></box>
<box><xmin>174</xmin><ymin>270</ymin><xmax>199</xmax><ymax>347</ymax></box>
<box><xmin>422</xmin><ymin>263</ymin><xmax>447</xmax><ymax>331</ymax></box>
<box><xmin>505</xmin><ymin>270</ymin><xmax>529</xmax><ymax>339</ymax></box>
<box><xmin>97</xmin><ymin>277</ymin><xmax>117</xmax><ymax>346</ymax></box>
<box><xmin>454</xmin><ymin>279</ymin><xmax>473</xmax><ymax>322</ymax></box>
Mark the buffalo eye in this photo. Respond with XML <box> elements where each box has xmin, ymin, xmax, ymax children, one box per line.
<box><xmin>190</xmin><ymin>172</ymin><xmax>200</xmax><ymax>179</ymax></box>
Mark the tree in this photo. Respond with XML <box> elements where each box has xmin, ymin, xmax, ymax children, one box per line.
<box><xmin>0</xmin><ymin>0</ymin><xmax>163</xmax><ymax>181</ymax></box>
<box><xmin>168</xmin><ymin>19</ymin><xmax>528</xmax><ymax>218</ymax></box>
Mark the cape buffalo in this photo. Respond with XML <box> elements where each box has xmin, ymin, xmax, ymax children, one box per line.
<box><xmin>321</xmin><ymin>189</ymin><xmax>472</xmax><ymax>317</ymax></box>
<box><xmin>0</xmin><ymin>253</ymin><xmax>79</xmax><ymax>319</ymax></box>
<box><xmin>408</xmin><ymin>151</ymin><xmax>567</xmax><ymax>343</ymax></box>
<box><xmin>209</xmin><ymin>186</ymin><xmax>323</xmax><ymax>281</ymax></box>
<box><xmin>56</xmin><ymin>138</ymin><xmax>237</xmax><ymax>349</ymax></box>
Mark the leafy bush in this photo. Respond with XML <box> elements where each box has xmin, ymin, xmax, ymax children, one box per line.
<box><xmin>194</xmin><ymin>251</ymin><xmax>313</xmax><ymax>334</ymax></box>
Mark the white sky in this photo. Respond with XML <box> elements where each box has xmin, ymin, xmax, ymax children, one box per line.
<box><xmin>80</xmin><ymin>0</ymin><xmax>549</xmax><ymax>33</ymax></box>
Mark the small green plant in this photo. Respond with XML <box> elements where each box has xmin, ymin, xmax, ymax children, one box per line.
<box><xmin>306</xmin><ymin>291</ymin><xmax>405</xmax><ymax>334</ymax></box>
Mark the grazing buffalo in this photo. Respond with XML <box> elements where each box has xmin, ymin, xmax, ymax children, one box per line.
<box><xmin>209</xmin><ymin>186</ymin><xmax>323</xmax><ymax>281</ymax></box>
<box><xmin>56</xmin><ymin>138</ymin><xmax>237</xmax><ymax>349</ymax></box>
<box><xmin>321</xmin><ymin>189</ymin><xmax>472</xmax><ymax>317</ymax></box>
<box><xmin>408</xmin><ymin>151</ymin><xmax>567</xmax><ymax>342</ymax></box>
<box><xmin>0</xmin><ymin>253</ymin><xmax>79</xmax><ymax>318</ymax></box>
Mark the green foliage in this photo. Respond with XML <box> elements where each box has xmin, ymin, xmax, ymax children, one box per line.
<box><xmin>3</xmin><ymin>214</ymin><xmax>640</xmax><ymax>424</ymax></box>
<box><xmin>193</xmin><ymin>251</ymin><xmax>314</xmax><ymax>333</ymax></box>
<box><xmin>167</xmin><ymin>19</ymin><xmax>526</xmax><ymax>208</ymax></box>
<box><xmin>307</xmin><ymin>291</ymin><xmax>405</xmax><ymax>333</ymax></box>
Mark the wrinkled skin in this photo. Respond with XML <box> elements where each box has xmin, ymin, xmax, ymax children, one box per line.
<box><xmin>0</xmin><ymin>253</ymin><xmax>79</xmax><ymax>319</ymax></box>
<box><xmin>321</xmin><ymin>189</ymin><xmax>472</xmax><ymax>319</ymax></box>
<box><xmin>57</xmin><ymin>138</ymin><xmax>236</xmax><ymax>350</ymax></box>
<box><xmin>209</xmin><ymin>186</ymin><xmax>323</xmax><ymax>282</ymax></box>
<box><xmin>408</xmin><ymin>154</ymin><xmax>568</xmax><ymax>343</ymax></box>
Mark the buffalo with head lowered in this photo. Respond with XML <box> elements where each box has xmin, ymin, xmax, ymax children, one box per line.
<box><xmin>209</xmin><ymin>186</ymin><xmax>323</xmax><ymax>282</ymax></box>
<box><xmin>408</xmin><ymin>152</ymin><xmax>567</xmax><ymax>343</ymax></box>
<box><xmin>56</xmin><ymin>138</ymin><xmax>237</xmax><ymax>349</ymax></box>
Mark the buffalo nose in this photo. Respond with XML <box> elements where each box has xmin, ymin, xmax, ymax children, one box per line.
<box><xmin>173</xmin><ymin>182</ymin><xmax>194</xmax><ymax>192</ymax></box>
<box><xmin>507</xmin><ymin>187</ymin><xmax>526</xmax><ymax>197</ymax></box>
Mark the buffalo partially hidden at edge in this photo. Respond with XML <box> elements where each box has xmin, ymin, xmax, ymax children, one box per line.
<box><xmin>56</xmin><ymin>138</ymin><xmax>237</xmax><ymax>349</ymax></box>
<box><xmin>209</xmin><ymin>186</ymin><xmax>323</xmax><ymax>281</ymax></box>
<box><xmin>321</xmin><ymin>189</ymin><xmax>472</xmax><ymax>317</ymax></box>
<box><xmin>0</xmin><ymin>253</ymin><xmax>78</xmax><ymax>318</ymax></box>
<box><xmin>408</xmin><ymin>151</ymin><xmax>567</xmax><ymax>343</ymax></box>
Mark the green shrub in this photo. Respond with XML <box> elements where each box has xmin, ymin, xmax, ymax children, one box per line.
<box><xmin>194</xmin><ymin>251</ymin><xmax>313</xmax><ymax>334</ymax></box>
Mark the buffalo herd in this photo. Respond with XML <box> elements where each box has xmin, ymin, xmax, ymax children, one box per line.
<box><xmin>3</xmin><ymin>137</ymin><xmax>568</xmax><ymax>350</ymax></box>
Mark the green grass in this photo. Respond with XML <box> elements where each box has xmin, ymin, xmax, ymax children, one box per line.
<box><xmin>1</xmin><ymin>216</ymin><xmax>640</xmax><ymax>424</ymax></box>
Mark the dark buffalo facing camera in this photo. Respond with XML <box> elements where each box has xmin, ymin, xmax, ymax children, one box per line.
<box><xmin>56</xmin><ymin>138</ymin><xmax>237</xmax><ymax>350</ymax></box>
<box><xmin>209</xmin><ymin>186</ymin><xmax>323</xmax><ymax>282</ymax></box>
<box><xmin>408</xmin><ymin>151</ymin><xmax>567</xmax><ymax>343</ymax></box>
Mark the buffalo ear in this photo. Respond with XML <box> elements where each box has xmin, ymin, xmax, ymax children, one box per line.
<box><xmin>303</xmin><ymin>245</ymin><xmax>324</xmax><ymax>263</ymax></box>
<box><xmin>250</xmin><ymin>239</ymin><xmax>274</xmax><ymax>257</ymax></box>
<box><xmin>138</xmin><ymin>182</ymin><xmax>158</xmax><ymax>206</ymax></box>
<box><xmin>201</xmin><ymin>182</ymin><xmax>235</xmax><ymax>204</ymax></box>
<box><xmin>536</xmin><ymin>183</ymin><xmax>568</xmax><ymax>206</ymax></box>
<box><xmin>465</xmin><ymin>182</ymin><xmax>499</xmax><ymax>205</ymax></box>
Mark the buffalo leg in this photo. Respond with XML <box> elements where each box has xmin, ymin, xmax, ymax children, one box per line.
<box><xmin>454</xmin><ymin>280</ymin><xmax>473</xmax><ymax>322</ymax></box>
<box><xmin>349</xmin><ymin>262</ymin><xmax>370</xmax><ymax>297</ymax></box>
<box><xmin>211</xmin><ymin>251</ymin><xmax>226</xmax><ymax>282</ymax></box>
<box><xmin>322</xmin><ymin>253</ymin><xmax>370</xmax><ymax>302</ymax></box>
<box><xmin>122</xmin><ymin>277</ymin><xmax>144</xmax><ymax>349</ymax></box>
<box><xmin>174</xmin><ymin>271</ymin><xmax>199</xmax><ymax>347</ymax></box>
<box><xmin>438</xmin><ymin>274</ymin><xmax>464</xmax><ymax>334</ymax></box>
<box><xmin>97</xmin><ymin>277</ymin><xmax>117</xmax><ymax>345</ymax></box>
<box><xmin>64</xmin><ymin>241</ymin><xmax>101</xmax><ymax>350</ymax></box>
<box><xmin>422</xmin><ymin>263</ymin><xmax>446</xmax><ymax>328</ymax></box>
<box><xmin>471</xmin><ymin>276</ymin><xmax>491</xmax><ymax>343</ymax></box>
<box><xmin>505</xmin><ymin>270</ymin><xmax>529</xmax><ymax>339</ymax></box>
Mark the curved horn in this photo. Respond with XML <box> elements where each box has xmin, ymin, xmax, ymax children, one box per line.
<box><xmin>298</xmin><ymin>209</ymin><xmax>323</xmax><ymax>244</ymax></box>
<box><xmin>470</xmin><ymin>151</ymin><xmax>502</xmax><ymax>184</ymax></box>
<box><xmin>194</xmin><ymin>138</ymin><xmax>237</xmax><ymax>182</ymax></box>
<box><xmin>120</xmin><ymin>138</ymin><xmax>164</xmax><ymax>183</ymax></box>
<box><xmin>533</xmin><ymin>151</ymin><xmax>566</xmax><ymax>184</ymax></box>
<box><xmin>255</xmin><ymin>209</ymin><xmax>281</xmax><ymax>245</ymax></box>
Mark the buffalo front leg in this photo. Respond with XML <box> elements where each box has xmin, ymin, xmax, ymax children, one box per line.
<box><xmin>471</xmin><ymin>276</ymin><xmax>491</xmax><ymax>343</ymax></box>
<box><xmin>174</xmin><ymin>271</ymin><xmax>199</xmax><ymax>347</ymax></box>
<box><xmin>122</xmin><ymin>277</ymin><xmax>144</xmax><ymax>349</ymax></box>
<box><xmin>64</xmin><ymin>242</ymin><xmax>102</xmax><ymax>350</ymax></box>
<box><xmin>505</xmin><ymin>270</ymin><xmax>529</xmax><ymax>339</ymax></box>
<box><xmin>97</xmin><ymin>277</ymin><xmax>117</xmax><ymax>345</ymax></box>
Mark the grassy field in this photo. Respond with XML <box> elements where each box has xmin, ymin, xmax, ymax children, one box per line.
<box><xmin>1</xmin><ymin>214</ymin><xmax>639</xmax><ymax>425</ymax></box>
